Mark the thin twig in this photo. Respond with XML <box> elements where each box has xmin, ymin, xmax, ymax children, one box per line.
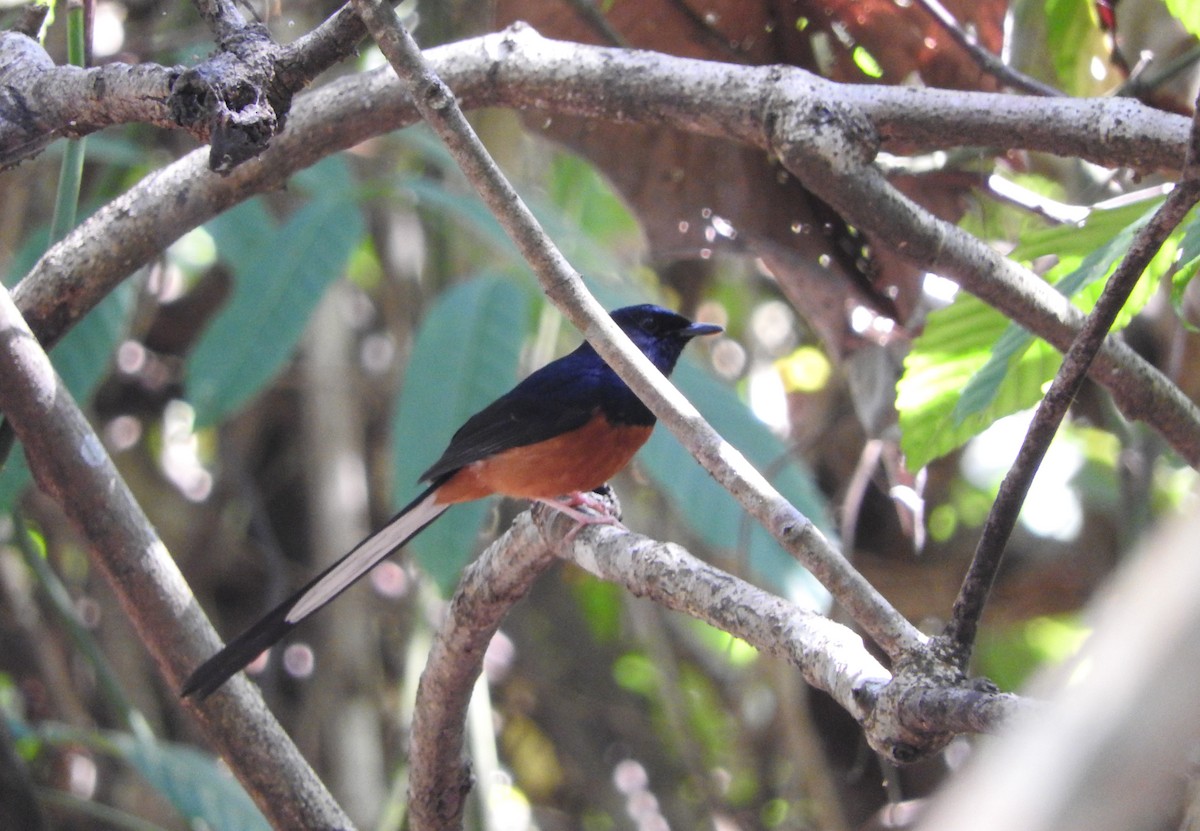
<box><xmin>347</xmin><ymin>2</ymin><xmax>927</xmax><ymax>662</ymax></box>
<box><xmin>562</xmin><ymin>0</ymin><xmax>628</xmax><ymax>47</ymax></box>
<box><xmin>1117</xmin><ymin>41</ymin><xmax>1200</xmax><ymax>102</ymax></box>
<box><xmin>938</xmin><ymin>103</ymin><xmax>1200</xmax><ymax>669</ymax></box>
<box><xmin>191</xmin><ymin>0</ymin><xmax>249</xmax><ymax>42</ymax></box>
<box><xmin>277</xmin><ymin>2</ymin><xmax>369</xmax><ymax>85</ymax></box>
<box><xmin>913</xmin><ymin>0</ymin><xmax>1062</xmax><ymax>96</ymax></box>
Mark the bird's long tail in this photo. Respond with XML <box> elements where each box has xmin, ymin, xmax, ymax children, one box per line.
<box><xmin>181</xmin><ymin>483</ymin><xmax>450</xmax><ymax>700</ymax></box>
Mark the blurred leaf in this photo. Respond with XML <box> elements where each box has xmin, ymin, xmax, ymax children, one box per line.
<box><xmin>0</xmin><ymin>229</ymin><xmax>134</xmax><ymax>513</ymax></box>
<box><xmin>570</xmin><ymin>576</ymin><xmax>624</xmax><ymax>643</ymax></box>
<box><xmin>976</xmin><ymin>614</ymin><xmax>1090</xmax><ymax>691</ymax></box>
<box><xmin>401</xmin><ymin>176</ymin><xmax>521</xmax><ymax>257</ymax></box>
<box><xmin>52</xmin><ymin>282</ymin><xmax>134</xmax><ymax>404</ymax></box>
<box><xmin>539</xmin><ymin>153</ymin><xmax>644</xmax><ymax>276</ymax></box>
<box><xmin>188</xmin><ymin>164</ymin><xmax>366</xmax><ymax>426</ymax></box>
<box><xmin>114</xmin><ymin>734</ymin><xmax>269</xmax><ymax>831</ymax></box>
<box><xmin>201</xmin><ymin>199</ymin><xmax>276</xmax><ymax>275</ymax></box>
<box><xmin>0</xmin><ymin>452</ymin><xmax>31</xmax><ymax>518</ymax></box>
<box><xmin>640</xmin><ymin>360</ymin><xmax>833</xmax><ymax>607</ymax></box>
<box><xmin>901</xmin><ymin>199</ymin><xmax>1170</xmax><ymax>469</ymax></box>
<box><xmin>392</xmin><ymin>275</ymin><xmax>532</xmax><ymax>593</ymax></box>
<box><xmin>898</xmin><ymin>294</ymin><xmax>1061</xmax><ymax>470</ymax></box>
<box><xmin>1043</xmin><ymin>0</ymin><xmax>1105</xmax><ymax>95</ymax></box>
<box><xmin>8</xmin><ymin>718</ymin><xmax>268</xmax><ymax>831</ymax></box>
<box><xmin>1164</xmin><ymin>0</ymin><xmax>1200</xmax><ymax>36</ymax></box>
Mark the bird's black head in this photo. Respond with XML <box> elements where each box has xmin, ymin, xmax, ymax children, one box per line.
<box><xmin>610</xmin><ymin>304</ymin><xmax>723</xmax><ymax>375</ymax></box>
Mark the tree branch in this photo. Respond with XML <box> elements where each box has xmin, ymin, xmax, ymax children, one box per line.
<box><xmin>408</xmin><ymin>511</ymin><xmax>557</xmax><ymax>830</ymax></box>
<box><xmin>1</xmin><ymin>26</ymin><xmax>1188</xmax><ymax>173</ymax></box>
<box><xmin>410</xmin><ymin>499</ymin><xmax>1024</xmax><ymax>830</ymax></box>
<box><xmin>0</xmin><ymin>0</ymin><xmax>369</xmax><ymax>171</ymax></box>
<box><xmin>912</xmin><ymin>0</ymin><xmax>1062</xmax><ymax>96</ymax></box>
<box><xmin>941</xmin><ymin>178</ymin><xmax>1200</xmax><ymax>668</ymax></box>
<box><xmin>938</xmin><ymin>95</ymin><xmax>1200</xmax><ymax>667</ymax></box>
<box><xmin>8</xmin><ymin>24</ymin><xmax>1199</xmax><ymax>657</ymax></box>
<box><xmin>917</xmin><ymin>506</ymin><xmax>1200</xmax><ymax>831</ymax></box>
<box><xmin>6</xmin><ymin>20</ymin><xmax>1200</xmax><ymax>672</ymax></box>
<box><xmin>0</xmin><ymin>288</ymin><xmax>353</xmax><ymax>828</ymax></box>
<box><xmin>10</xmin><ymin>30</ymin><xmax>1196</xmax><ymax>459</ymax></box>
<box><xmin>760</xmin><ymin>77</ymin><xmax>1200</xmax><ymax>466</ymax></box>
<box><xmin>190</xmin><ymin>0</ymin><xmax>249</xmax><ymax>43</ymax></box>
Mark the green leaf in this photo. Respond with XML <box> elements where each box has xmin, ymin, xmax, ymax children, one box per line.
<box><xmin>400</xmin><ymin>176</ymin><xmax>521</xmax><ymax>257</ymax></box>
<box><xmin>114</xmin><ymin>734</ymin><xmax>269</xmax><ymax>831</ymax></box>
<box><xmin>898</xmin><ymin>294</ymin><xmax>1061</xmax><ymax>470</ymax></box>
<box><xmin>188</xmin><ymin>177</ymin><xmax>366</xmax><ymax>426</ymax></box>
<box><xmin>953</xmin><ymin>201</ymin><xmax>1158</xmax><ymax>423</ymax></box>
<box><xmin>1043</xmin><ymin>0</ymin><xmax>1106</xmax><ymax>95</ymax></box>
<box><xmin>1171</xmin><ymin>211</ymin><xmax>1200</xmax><ymax>328</ymax></box>
<box><xmin>902</xmin><ymin>199</ymin><xmax>1171</xmax><ymax>468</ymax></box>
<box><xmin>8</xmin><ymin>719</ymin><xmax>268</xmax><ymax>831</ymax></box>
<box><xmin>1164</xmin><ymin>0</ymin><xmax>1200</xmax><ymax>36</ymax></box>
<box><xmin>391</xmin><ymin>276</ymin><xmax>531</xmax><ymax>593</ymax></box>
<box><xmin>640</xmin><ymin>360</ymin><xmax>833</xmax><ymax>607</ymax></box>
<box><xmin>201</xmin><ymin>199</ymin><xmax>276</xmax><ymax>275</ymax></box>
<box><xmin>52</xmin><ymin>282</ymin><xmax>134</xmax><ymax>404</ymax></box>
<box><xmin>1008</xmin><ymin>197</ymin><xmax>1162</xmax><ymax>263</ymax></box>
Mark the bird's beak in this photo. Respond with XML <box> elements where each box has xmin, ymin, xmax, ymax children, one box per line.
<box><xmin>683</xmin><ymin>321</ymin><xmax>723</xmax><ymax>339</ymax></box>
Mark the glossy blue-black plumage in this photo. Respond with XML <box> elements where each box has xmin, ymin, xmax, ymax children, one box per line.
<box><xmin>420</xmin><ymin>305</ymin><xmax>720</xmax><ymax>482</ymax></box>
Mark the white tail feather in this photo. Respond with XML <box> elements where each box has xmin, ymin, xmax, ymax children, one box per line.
<box><xmin>286</xmin><ymin>490</ymin><xmax>448</xmax><ymax>624</ymax></box>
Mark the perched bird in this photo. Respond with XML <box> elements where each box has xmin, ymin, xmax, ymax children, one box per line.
<box><xmin>181</xmin><ymin>304</ymin><xmax>721</xmax><ymax>699</ymax></box>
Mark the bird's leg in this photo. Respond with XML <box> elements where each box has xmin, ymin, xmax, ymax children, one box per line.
<box><xmin>536</xmin><ymin>487</ymin><xmax>625</xmax><ymax>543</ymax></box>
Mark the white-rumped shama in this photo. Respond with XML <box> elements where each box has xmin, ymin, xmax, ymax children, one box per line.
<box><xmin>181</xmin><ymin>304</ymin><xmax>721</xmax><ymax>699</ymax></box>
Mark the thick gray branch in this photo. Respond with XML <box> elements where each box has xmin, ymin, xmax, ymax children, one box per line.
<box><xmin>11</xmin><ymin>28</ymin><xmax>1197</xmax><ymax>461</ymax></box>
<box><xmin>0</xmin><ymin>26</ymin><xmax>1186</xmax><ymax>171</ymax></box>
<box><xmin>0</xmin><ymin>3</ymin><xmax>367</xmax><ymax>171</ymax></box>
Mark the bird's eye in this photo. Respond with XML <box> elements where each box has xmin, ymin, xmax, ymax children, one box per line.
<box><xmin>640</xmin><ymin>315</ymin><xmax>661</xmax><ymax>334</ymax></box>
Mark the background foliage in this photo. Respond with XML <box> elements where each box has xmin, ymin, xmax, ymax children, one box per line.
<box><xmin>2</xmin><ymin>0</ymin><xmax>1200</xmax><ymax>829</ymax></box>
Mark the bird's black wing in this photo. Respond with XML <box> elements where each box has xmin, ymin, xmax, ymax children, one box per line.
<box><xmin>419</xmin><ymin>354</ymin><xmax>612</xmax><ymax>482</ymax></box>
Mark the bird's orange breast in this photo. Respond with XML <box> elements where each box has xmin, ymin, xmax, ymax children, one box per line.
<box><xmin>434</xmin><ymin>412</ymin><xmax>654</xmax><ymax>505</ymax></box>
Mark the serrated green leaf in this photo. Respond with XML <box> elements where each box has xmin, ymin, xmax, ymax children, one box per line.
<box><xmin>951</xmin><ymin>321</ymin><xmax>1038</xmax><ymax>424</ymax></box>
<box><xmin>640</xmin><ymin>360</ymin><xmax>832</xmax><ymax>607</ymax></box>
<box><xmin>1009</xmin><ymin>197</ymin><xmax>1162</xmax><ymax>263</ymax></box>
<box><xmin>392</xmin><ymin>276</ymin><xmax>531</xmax><ymax>593</ymax></box>
<box><xmin>188</xmin><ymin>190</ymin><xmax>366</xmax><ymax>426</ymax></box>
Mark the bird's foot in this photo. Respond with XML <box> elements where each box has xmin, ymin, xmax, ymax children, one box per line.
<box><xmin>537</xmin><ymin>488</ymin><xmax>625</xmax><ymax>543</ymax></box>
